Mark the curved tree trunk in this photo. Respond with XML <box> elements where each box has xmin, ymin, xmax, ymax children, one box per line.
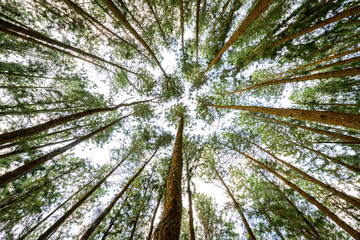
<box><xmin>0</xmin><ymin>114</ymin><xmax>131</xmax><ymax>187</ymax></box>
<box><xmin>197</xmin><ymin>0</ymin><xmax>275</xmax><ymax>84</ymax></box>
<box><xmin>209</xmin><ymin>104</ymin><xmax>360</xmax><ymax>130</ymax></box>
<box><xmin>80</xmin><ymin>149</ymin><xmax>158</xmax><ymax>240</ymax></box>
<box><xmin>226</xmin><ymin>145</ymin><xmax>360</xmax><ymax>239</ymax></box>
<box><xmin>214</xmin><ymin>167</ymin><xmax>256</xmax><ymax>240</ymax></box>
<box><xmin>153</xmin><ymin>115</ymin><xmax>184</xmax><ymax>239</ymax></box>
<box><xmin>36</xmin><ymin>151</ymin><xmax>132</xmax><ymax>240</ymax></box>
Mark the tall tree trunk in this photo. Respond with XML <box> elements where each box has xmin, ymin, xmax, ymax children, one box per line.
<box><xmin>245</xmin><ymin>138</ymin><xmax>360</xmax><ymax>209</ymax></box>
<box><xmin>80</xmin><ymin>148</ymin><xmax>158</xmax><ymax>240</ymax></box>
<box><xmin>247</xmin><ymin>114</ymin><xmax>360</xmax><ymax>143</ymax></box>
<box><xmin>196</xmin><ymin>0</ymin><xmax>275</xmax><ymax>84</ymax></box>
<box><xmin>101</xmin><ymin>0</ymin><xmax>168</xmax><ymax>78</ymax></box>
<box><xmin>146</xmin><ymin>189</ymin><xmax>163</xmax><ymax>240</ymax></box>
<box><xmin>180</xmin><ymin>0</ymin><xmax>184</xmax><ymax>54</ymax></box>
<box><xmin>195</xmin><ymin>0</ymin><xmax>200</xmax><ymax>63</ymax></box>
<box><xmin>145</xmin><ymin>0</ymin><xmax>168</xmax><ymax>44</ymax></box>
<box><xmin>209</xmin><ymin>104</ymin><xmax>360</xmax><ymax>130</ymax></box>
<box><xmin>184</xmin><ymin>149</ymin><xmax>196</xmax><ymax>240</ymax></box>
<box><xmin>226</xmin><ymin>67</ymin><xmax>360</xmax><ymax>94</ymax></box>
<box><xmin>259</xmin><ymin>171</ymin><xmax>322</xmax><ymax>240</ymax></box>
<box><xmin>117</xmin><ymin>0</ymin><xmax>145</xmax><ymax>32</ymax></box>
<box><xmin>209</xmin><ymin>0</ymin><xmax>232</xmax><ymax>37</ymax></box>
<box><xmin>214</xmin><ymin>167</ymin><xmax>256</xmax><ymax>240</ymax></box>
<box><xmin>0</xmin><ymin>99</ymin><xmax>152</xmax><ymax>145</ymax></box>
<box><xmin>226</xmin><ymin>144</ymin><xmax>360</xmax><ymax>239</ymax></box>
<box><xmin>18</xmin><ymin>175</ymin><xmax>98</xmax><ymax>240</ymax></box>
<box><xmin>36</xmin><ymin>151</ymin><xmax>132</xmax><ymax>240</ymax></box>
<box><xmin>0</xmin><ymin>114</ymin><xmax>131</xmax><ymax>187</ymax></box>
<box><xmin>153</xmin><ymin>115</ymin><xmax>184</xmax><ymax>240</ymax></box>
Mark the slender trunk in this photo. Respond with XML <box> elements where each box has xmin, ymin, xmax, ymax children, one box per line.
<box><xmin>195</xmin><ymin>0</ymin><xmax>200</xmax><ymax>63</ymax></box>
<box><xmin>117</xmin><ymin>0</ymin><xmax>145</xmax><ymax>32</ymax></box>
<box><xmin>226</xmin><ymin>145</ymin><xmax>360</xmax><ymax>239</ymax></box>
<box><xmin>275</xmin><ymin>47</ymin><xmax>360</xmax><ymax>78</ymax></box>
<box><xmin>146</xmin><ymin>190</ymin><xmax>163</xmax><ymax>240</ymax></box>
<box><xmin>180</xmin><ymin>0</ymin><xmax>184</xmax><ymax>53</ymax></box>
<box><xmin>246</xmin><ymin>138</ymin><xmax>360</xmax><ymax>209</ymax></box>
<box><xmin>247</xmin><ymin>114</ymin><xmax>360</xmax><ymax>143</ymax></box>
<box><xmin>129</xmin><ymin>177</ymin><xmax>152</xmax><ymax>240</ymax></box>
<box><xmin>293</xmin><ymin>102</ymin><xmax>358</xmax><ymax>107</ymax></box>
<box><xmin>80</xmin><ymin>149</ymin><xmax>158</xmax><ymax>240</ymax></box>
<box><xmin>209</xmin><ymin>0</ymin><xmax>232</xmax><ymax>37</ymax></box>
<box><xmin>101</xmin><ymin>0</ymin><xmax>168</xmax><ymax>78</ymax></box>
<box><xmin>184</xmin><ymin>149</ymin><xmax>195</xmax><ymax>240</ymax></box>
<box><xmin>209</xmin><ymin>104</ymin><xmax>360</xmax><ymax>130</ymax></box>
<box><xmin>18</xmin><ymin>175</ymin><xmax>97</xmax><ymax>240</ymax></box>
<box><xmin>197</xmin><ymin>0</ymin><xmax>275</xmax><ymax>84</ymax></box>
<box><xmin>260</xmin><ymin>171</ymin><xmax>322</xmax><ymax>240</ymax></box>
<box><xmin>0</xmin><ymin>99</ymin><xmax>152</xmax><ymax>145</ymax></box>
<box><xmin>100</xmin><ymin>195</ymin><xmax>129</xmax><ymax>240</ymax></box>
<box><xmin>202</xmin><ymin>0</ymin><xmax>206</xmax><ymax>12</ymax></box>
<box><xmin>145</xmin><ymin>0</ymin><xmax>168</xmax><ymax>44</ymax></box>
<box><xmin>153</xmin><ymin>115</ymin><xmax>184</xmax><ymax>239</ymax></box>
<box><xmin>214</xmin><ymin>168</ymin><xmax>256</xmax><ymax>240</ymax></box>
<box><xmin>0</xmin><ymin>114</ymin><xmax>131</xmax><ymax>187</ymax></box>
<box><xmin>227</xmin><ymin>67</ymin><xmax>360</xmax><ymax>94</ymax></box>
<box><xmin>0</xmin><ymin>85</ymin><xmax>54</xmax><ymax>89</ymax></box>
<box><xmin>36</xmin><ymin>151</ymin><xmax>132</xmax><ymax>240</ymax></box>
<box><xmin>0</xmin><ymin>18</ymin><xmax>137</xmax><ymax>74</ymax></box>
<box><xmin>266</xmin><ymin>6</ymin><xmax>360</xmax><ymax>53</ymax></box>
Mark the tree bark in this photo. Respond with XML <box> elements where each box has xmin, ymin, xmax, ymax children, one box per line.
<box><xmin>196</xmin><ymin>0</ymin><xmax>275</xmax><ymax>84</ymax></box>
<box><xmin>0</xmin><ymin>114</ymin><xmax>131</xmax><ymax>187</ymax></box>
<box><xmin>145</xmin><ymin>0</ymin><xmax>168</xmax><ymax>44</ymax></box>
<box><xmin>36</xmin><ymin>151</ymin><xmax>132</xmax><ymax>240</ymax></box>
<box><xmin>247</xmin><ymin>114</ymin><xmax>360</xmax><ymax>143</ymax></box>
<box><xmin>209</xmin><ymin>104</ymin><xmax>360</xmax><ymax>130</ymax></box>
<box><xmin>195</xmin><ymin>0</ymin><xmax>200</xmax><ymax>63</ymax></box>
<box><xmin>214</xmin><ymin>167</ymin><xmax>256</xmax><ymax>240</ymax></box>
<box><xmin>80</xmin><ymin>148</ymin><xmax>158</xmax><ymax>240</ymax></box>
<box><xmin>101</xmin><ymin>0</ymin><xmax>168</xmax><ymax>78</ymax></box>
<box><xmin>180</xmin><ymin>0</ymin><xmax>184</xmax><ymax>54</ymax></box>
<box><xmin>153</xmin><ymin>115</ymin><xmax>184</xmax><ymax>240</ymax></box>
<box><xmin>226</xmin><ymin>145</ymin><xmax>360</xmax><ymax>239</ymax></box>
<box><xmin>146</xmin><ymin>189</ymin><xmax>163</xmax><ymax>240</ymax></box>
<box><xmin>0</xmin><ymin>98</ymin><xmax>152</xmax><ymax>145</ymax></box>
<box><xmin>185</xmin><ymin>149</ymin><xmax>196</xmax><ymax>240</ymax></box>
<box><xmin>209</xmin><ymin>0</ymin><xmax>232</xmax><ymax>38</ymax></box>
<box><xmin>226</xmin><ymin>67</ymin><xmax>360</xmax><ymax>94</ymax></box>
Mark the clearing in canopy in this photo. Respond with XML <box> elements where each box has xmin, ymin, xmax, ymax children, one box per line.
<box><xmin>1</xmin><ymin>0</ymin><xmax>360</xmax><ymax>239</ymax></box>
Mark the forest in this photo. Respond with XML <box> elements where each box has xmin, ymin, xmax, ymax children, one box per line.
<box><xmin>0</xmin><ymin>0</ymin><xmax>359</xmax><ymax>239</ymax></box>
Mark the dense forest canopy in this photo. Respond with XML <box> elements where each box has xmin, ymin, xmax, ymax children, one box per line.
<box><xmin>0</xmin><ymin>0</ymin><xmax>360</xmax><ymax>239</ymax></box>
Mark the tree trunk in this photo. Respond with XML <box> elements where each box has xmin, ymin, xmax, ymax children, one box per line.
<box><xmin>195</xmin><ymin>0</ymin><xmax>200</xmax><ymax>63</ymax></box>
<box><xmin>0</xmin><ymin>114</ymin><xmax>131</xmax><ymax>187</ymax></box>
<box><xmin>196</xmin><ymin>0</ymin><xmax>275</xmax><ymax>84</ymax></box>
<box><xmin>259</xmin><ymin>171</ymin><xmax>322</xmax><ymax>240</ymax></box>
<box><xmin>18</xmin><ymin>175</ymin><xmax>97</xmax><ymax>240</ymax></box>
<box><xmin>36</xmin><ymin>151</ymin><xmax>132</xmax><ymax>240</ymax></box>
<box><xmin>226</xmin><ymin>145</ymin><xmax>360</xmax><ymax>239</ymax></box>
<box><xmin>247</xmin><ymin>114</ymin><xmax>360</xmax><ymax>143</ymax></box>
<box><xmin>0</xmin><ymin>99</ymin><xmax>152</xmax><ymax>145</ymax></box>
<box><xmin>80</xmin><ymin>148</ymin><xmax>158</xmax><ymax>240</ymax></box>
<box><xmin>145</xmin><ymin>0</ymin><xmax>168</xmax><ymax>44</ymax></box>
<box><xmin>209</xmin><ymin>104</ymin><xmax>360</xmax><ymax>130</ymax></box>
<box><xmin>214</xmin><ymin>167</ymin><xmax>256</xmax><ymax>240</ymax></box>
<box><xmin>227</xmin><ymin>67</ymin><xmax>360</xmax><ymax>94</ymax></box>
<box><xmin>209</xmin><ymin>0</ymin><xmax>232</xmax><ymax>38</ymax></box>
<box><xmin>185</xmin><ymin>149</ymin><xmax>196</xmax><ymax>240</ymax></box>
<box><xmin>146</xmin><ymin>189</ymin><xmax>163</xmax><ymax>240</ymax></box>
<box><xmin>101</xmin><ymin>0</ymin><xmax>168</xmax><ymax>78</ymax></box>
<box><xmin>245</xmin><ymin>138</ymin><xmax>360</xmax><ymax>210</ymax></box>
<box><xmin>180</xmin><ymin>0</ymin><xmax>184</xmax><ymax>54</ymax></box>
<box><xmin>153</xmin><ymin>115</ymin><xmax>184</xmax><ymax>240</ymax></box>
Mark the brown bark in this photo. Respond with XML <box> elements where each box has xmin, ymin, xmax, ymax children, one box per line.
<box><xmin>146</xmin><ymin>189</ymin><xmax>163</xmax><ymax>240</ymax></box>
<box><xmin>226</xmin><ymin>145</ymin><xmax>360</xmax><ymax>239</ymax></box>
<box><xmin>80</xmin><ymin>149</ymin><xmax>157</xmax><ymax>240</ymax></box>
<box><xmin>266</xmin><ymin>6</ymin><xmax>360</xmax><ymax>53</ymax></box>
<box><xmin>101</xmin><ymin>0</ymin><xmax>168</xmax><ymax>78</ymax></box>
<box><xmin>247</xmin><ymin>114</ymin><xmax>360</xmax><ymax>143</ymax></box>
<box><xmin>246</xmin><ymin>139</ymin><xmax>360</xmax><ymax>210</ymax></box>
<box><xmin>117</xmin><ymin>0</ymin><xmax>145</xmax><ymax>32</ymax></box>
<box><xmin>226</xmin><ymin>67</ymin><xmax>360</xmax><ymax>94</ymax></box>
<box><xmin>195</xmin><ymin>0</ymin><xmax>200</xmax><ymax>63</ymax></box>
<box><xmin>0</xmin><ymin>114</ymin><xmax>131</xmax><ymax>187</ymax></box>
<box><xmin>18</xmin><ymin>175</ymin><xmax>97</xmax><ymax>240</ymax></box>
<box><xmin>153</xmin><ymin>115</ymin><xmax>184</xmax><ymax>240</ymax></box>
<box><xmin>184</xmin><ymin>149</ymin><xmax>196</xmax><ymax>240</ymax></box>
<box><xmin>214</xmin><ymin>167</ymin><xmax>256</xmax><ymax>240</ymax></box>
<box><xmin>37</xmin><ymin>151</ymin><xmax>132</xmax><ymax>240</ymax></box>
<box><xmin>209</xmin><ymin>104</ymin><xmax>360</xmax><ymax>130</ymax></box>
<box><xmin>202</xmin><ymin>0</ymin><xmax>207</xmax><ymax>12</ymax></box>
<box><xmin>0</xmin><ymin>98</ymin><xmax>153</xmax><ymax>145</ymax></box>
<box><xmin>209</xmin><ymin>0</ymin><xmax>232</xmax><ymax>38</ymax></box>
<box><xmin>293</xmin><ymin>102</ymin><xmax>358</xmax><ymax>107</ymax></box>
<box><xmin>306</xmin><ymin>56</ymin><xmax>360</xmax><ymax>74</ymax></box>
<box><xmin>145</xmin><ymin>0</ymin><xmax>168</xmax><ymax>44</ymax></box>
<box><xmin>196</xmin><ymin>0</ymin><xmax>275</xmax><ymax>84</ymax></box>
<box><xmin>180</xmin><ymin>0</ymin><xmax>184</xmax><ymax>53</ymax></box>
